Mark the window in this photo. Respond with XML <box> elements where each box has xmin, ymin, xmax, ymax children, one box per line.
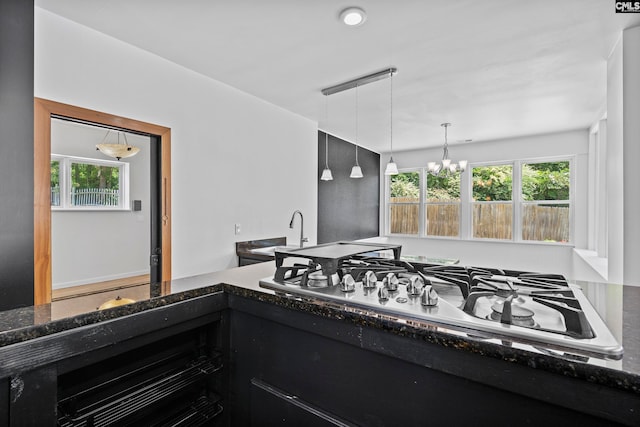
<box><xmin>386</xmin><ymin>157</ymin><xmax>572</xmax><ymax>244</ymax></box>
<box><xmin>472</xmin><ymin>164</ymin><xmax>513</xmax><ymax>240</ymax></box>
<box><xmin>388</xmin><ymin>171</ymin><xmax>420</xmax><ymax>235</ymax></box>
<box><xmin>51</xmin><ymin>159</ymin><xmax>61</xmax><ymax>207</ymax></box>
<box><xmin>520</xmin><ymin>161</ymin><xmax>570</xmax><ymax>243</ymax></box>
<box><xmin>51</xmin><ymin>155</ymin><xmax>130</xmax><ymax>210</ymax></box>
<box><xmin>425</xmin><ymin>173</ymin><xmax>460</xmax><ymax>237</ymax></box>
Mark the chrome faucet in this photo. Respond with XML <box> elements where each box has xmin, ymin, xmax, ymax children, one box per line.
<box><xmin>289</xmin><ymin>210</ymin><xmax>308</xmax><ymax>248</ymax></box>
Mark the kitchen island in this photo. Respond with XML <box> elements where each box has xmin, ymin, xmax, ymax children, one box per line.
<box><xmin>0</xmin><ymin>262</ymin><xmax>638</xmax><ymax>425</ymax></box>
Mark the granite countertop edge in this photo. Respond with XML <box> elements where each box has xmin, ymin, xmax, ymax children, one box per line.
<box><xmin>0</xmin><ymin>263</ymin><xmax>638</xmax><ymax>395</ymax></box>
<box><xmin>0</xmin><ymin>284</ymin><xmax>224</xmax><ymax>348</ymax></box>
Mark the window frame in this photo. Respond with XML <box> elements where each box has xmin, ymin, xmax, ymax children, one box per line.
<box><xmin>424</xmin><ymin>170</ymin><xmax>462</xmax><ymax>238</ymax></box>
<box><xmin>385</xmin><ymin>156</ymin><xmax>574</xmax><ymax>245</ymax></box>
<box><xmin>517</xmin><ymin>157</ymin><xmax>573</xmax><ymax>244</ymax></box>
<box><xmin>469</xmin><ymin>161</ymin><xmax>515</xmax><ymax>241</ymax></box>
<box><xmin>51</xmin><ymin>154</ymin><xmax>131</xmax><ymax>211</ymax></box>
<box><xmin>386</xmin><ymin>168</ymin><xmax>423</xmax><ymax>236</ymax></box>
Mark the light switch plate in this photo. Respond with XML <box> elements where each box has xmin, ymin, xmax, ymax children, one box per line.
<box><xmin>235</xmin><ymin>223</ymin><xmax>241</xmax><ymax>235</ymax></box>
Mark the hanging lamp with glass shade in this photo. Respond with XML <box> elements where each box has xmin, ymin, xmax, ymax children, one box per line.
<box><xmin>350</xmin><ymin>85</ymin><xmax>363</xmax><ymax>179</ymax></box>
<box><xmin>384</xmin><ymin>72</ymin><xmax>399</xmax><ymax>175</ymax></box>
<box><xmin>320</xmin><ymin>94</ymin><xmax>333</xmax><ymax>181</ymax></box>
<box><xmin>96</xmin><ymin>130</ymin><xmax>140</xmax><ymax>160</ymax></box>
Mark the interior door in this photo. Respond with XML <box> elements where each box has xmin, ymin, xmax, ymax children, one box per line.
<box><xmin>34</xmin><ymin>98</ymin><xmax>172</xmax><ymax>305</ymax></box>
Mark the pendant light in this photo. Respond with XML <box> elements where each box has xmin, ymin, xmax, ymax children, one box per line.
<box><xmin>350</xmin><ymin>85</ymin><xmax>363</xmax><ymax>179</ymax></box>
<box><xmin>320</xmin><ymin>68</ymin><xmax>397</xmax><ymax>177</ymax></box>
<box><xmin>427</xmin><ymin>123</ymin><xmax>467</xmax><ymax>176</ymax></box>
<box><xmin>320</xmin><ymin>94</ymin><xmax>333</xmax><ymax>181</ymax></box>
<box><xmin>96</xmin><ymin>130</ymin><xmax>140</xmax><ymax>160</ymax></box>
<box><xmin>384</xmin><ymin>72</ymin><xmax>399</xmax><ymax>175</ymax></box>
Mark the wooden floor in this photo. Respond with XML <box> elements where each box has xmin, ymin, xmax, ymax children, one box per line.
<box><xmin>51</xmin><ymin>274</ymin><xmax>151</xmax><ymax>320</ymax></box>
<box><xmin>52</xmin><ymin>274</ymin><xmax>151</xmax><ymax>300</ymax></box>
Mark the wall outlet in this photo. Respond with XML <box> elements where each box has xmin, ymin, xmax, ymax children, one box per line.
<box><xmin>235</xmin><ymin>223</ymin><xmax>241</xmax><ymax>235</ymax></box>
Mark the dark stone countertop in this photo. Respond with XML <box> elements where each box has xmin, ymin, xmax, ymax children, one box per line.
<box><xmin>0</xmin><ymin>262</ymin><xmax>639</xmax><ymax>397</ymax></box>
<box><xmin>235</xmin><ymin>236</ymin><xmax>288</xmax><ymax>261</ymax></box>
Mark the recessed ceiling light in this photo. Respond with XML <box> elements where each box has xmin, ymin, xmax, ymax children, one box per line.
<box><xmin>339</xmin><ymin>7</ymin><xmax>367</xmax><ymax>26</ymax></box>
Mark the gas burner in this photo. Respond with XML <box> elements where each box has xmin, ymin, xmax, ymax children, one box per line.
<box><xmin>260</xmin><ymin>246</ymin><xmax>623</xmax><ymax>360</ymax></box>
<box><xmin>488</xmin><ymin>296</ymin><xmax>537</xmax><ymax>328</ymax></box>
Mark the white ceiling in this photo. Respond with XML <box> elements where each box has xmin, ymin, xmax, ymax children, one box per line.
<box><xmin>35</xmin><ymin>0</ymin><xmax>640</xmax><ymax>153</ymax></box>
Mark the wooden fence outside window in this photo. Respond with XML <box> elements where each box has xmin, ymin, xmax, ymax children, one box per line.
<box><xmin>389</xmin><ymin>197</ymin><xmax>569</xmax><ymax>242</ymax></box>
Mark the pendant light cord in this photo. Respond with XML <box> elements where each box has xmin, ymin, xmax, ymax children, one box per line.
<box><xmin>355</xmin><ymin>85</ymin><xmax>360</xmax><ymax>166</ymax></box>
<box><xmin>325</xmin><ymin>94</ymin><xmax>330</xmax><ymax>169</ymax></box>
<box><xmin>390</xmin><ymin>73</ymin><xmax>394</xmax><ymax>157</ymax></box>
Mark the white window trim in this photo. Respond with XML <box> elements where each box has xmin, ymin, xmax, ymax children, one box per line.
<box><xmin>385</xmin><ymin>156</ymin><xmax>575</xmax><ymax>245</ymax></box>
<box><xmin>51</xmin><ymin>154</ymin><xmax>131</xmax><ymax>211</ymax></box>
<box><xmin>385</xmin><ymin>168</ymin><xmax>422</xmax><ymax>237</ymax></box>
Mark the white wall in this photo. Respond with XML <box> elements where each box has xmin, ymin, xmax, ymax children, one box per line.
<box><xmin>378</xmin><ymin>130</ymin><xmax>594</xmax><ymax>281</ymax></box>
<box><xmin>606</xmin><ymin>26</ymin><xmax>640</xmax><ymax>286</ymax></box>
<box><xmin>622</xmin><ymin>26</ymin><xmax>640</xmax><ymax>286</ymax></box>
<box><xmin>35</xmin><ymin>8</ymin><xmax>318</xmax><ymax>279</ymax></box>
<box><xmin>51</xmin><ymin>120</ymin><xmax>150</xmax><ymax>288</ymax></box>
<box><xmin>607</xmin><ymin>36</ymin><xmax>624</xmax><ymax>284</ymax></box>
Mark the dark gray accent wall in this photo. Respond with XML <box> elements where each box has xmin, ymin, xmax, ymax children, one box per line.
<box><xmin>0</xmin><ymin>0</ymin><xmax>35</xmax><ymax>310</ymax></box>
<box><xmin>317</xmin><ymin>131</ymin><xmax>380</xmax><ymax>244</ymax></box>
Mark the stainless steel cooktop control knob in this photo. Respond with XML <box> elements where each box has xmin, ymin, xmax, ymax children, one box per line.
<box><xmin>340</xmin><ymin>274</ymin><xmax>356</xmax><ymax>292</ymax></box>
<box><xmin>420</xmin><ymin>285</ymin><xmax>439</xmax><ymax>306</ymax></box>
<box><xmin>378</xmin><ymin>286</ymin><xmax>389</xmax><ymax>301</ymax></box>
<box><xmin>406</xmin><ymin>275</ymin><xmax>424</xmax><ymax>296</ymax></box>
<box><xmin>382</xmin><ymin>273</ymin><xmax>399</xmax><ymax>291</ymax></box>
<box><xmin>363</xmin><ymin>271</ymin><xmax>377</xmax><ymax>288</ymax></box>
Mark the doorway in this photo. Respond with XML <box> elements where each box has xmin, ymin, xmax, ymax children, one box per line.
<box><xmin>34</xmin><ymin>98</ymin><xmax>172</xmax><ymax>305</ymax></box>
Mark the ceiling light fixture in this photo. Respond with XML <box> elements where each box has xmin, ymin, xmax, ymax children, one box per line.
<box><xmin>384</xmin><ymin>72</ymin><xmax>399</xmax><ymax>176</ymax></box>
<box><xmin>320</xmin><ymin>68</ymin><xmax>397</xmax><ymax>177</ymax></box>
<box><xmin>350</xmin><ymin>85</ymin><xmax>363</xmax><ymax>179</ymax></box>
<box><xmin>339</xmin><ymin>7</ymin><xmax>367</xmax><ymax>26</ymax></box>
<box><xmin>96</xmin><ymin>130</ymin><xmax>140</xmax><ymax>160</ymax></box>
<box><xmin>427</xmin><ymin>123</ymin><xmax>467</xmax><ymax>176</ymax></box>
<box><xmin>320</xmin><ymin>94</ymin><xmax>333</xmax><ymax>181</ymax></box>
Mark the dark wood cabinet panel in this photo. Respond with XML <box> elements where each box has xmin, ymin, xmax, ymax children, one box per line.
<box><xmin>0</xmin><ymin>294</ymin><xmax>228</xmax><ymax>426</ymax></box>
<box><xmin>250</xmin><ymin>379</ymin><xmax>354</xmax><ymax>426</ymax></box>
<box><xmin>0</xmin><ymin>0</ymin><xmax>35</xmax><ymax>310</ymax></box>
<box><xmin>1</xmin><ymin>290</ymin><xmax>635</xmax><ymax>426</ymax></box>
<box><xmin>228</xmin><ymin>297</ymin><xmax>630</xmax><ymax>427</ymax></box>
<box><xmin>9</xmin><ymin>366</ymin><xmax>57</xmax><ymax>426</ymax></box>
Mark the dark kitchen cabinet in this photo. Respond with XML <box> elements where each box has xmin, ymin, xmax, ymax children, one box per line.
<box><xmin>236</xmin><ymin>237</ymin><xmax>286</xmax><ymax>267</ymax></box>
<box><xmin>1</xmin><ymin>288</ymin><xmax>636</xmax><ymax>426</ymax></box>
<box><xmin>0</xmin><ymin>293</ymin><xmax>229</xmax><ymax>426</ymax></box>
<box><xmin>227</xmin><ymin>295</ymin><xmax>630</xmax><ymax>427</ymax></box>
<box><xmin>250</xmin><ymin>379</ymin><xmax>353</xmax><ymax>426</ymax></box>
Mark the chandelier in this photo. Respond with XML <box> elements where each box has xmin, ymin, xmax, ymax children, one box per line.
<box><xmin>427</xmin><ymin>123</ymin><xmax>467</xmax><ymax>176</ymax></box>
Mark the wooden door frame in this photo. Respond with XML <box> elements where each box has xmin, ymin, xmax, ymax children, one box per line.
<box><xmin>34</xmin><ymin>98</ymin><xmax>171</xmax><ymax>305</ymax></box>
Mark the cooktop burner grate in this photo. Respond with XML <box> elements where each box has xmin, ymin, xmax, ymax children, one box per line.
<box><xmin>261</xmin><ymin>254</ymin><xmax>623</xmax><ymax>360</ymax></box>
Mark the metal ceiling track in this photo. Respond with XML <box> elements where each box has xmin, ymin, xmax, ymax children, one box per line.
<box><xmin>321</xmin><ymin>67</ymin><xmax>397</xmax><ymax>96</ymax></box>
